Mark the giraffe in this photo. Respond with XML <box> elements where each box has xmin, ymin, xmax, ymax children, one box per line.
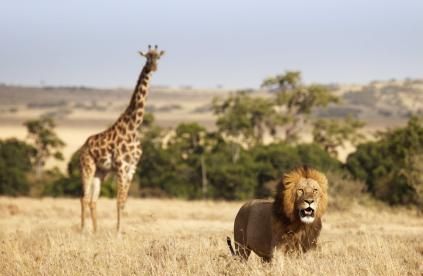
<box><xmin>79</xmin><ymin>45</ymin><xmax>165</xmax><ymax>233</ymax></box>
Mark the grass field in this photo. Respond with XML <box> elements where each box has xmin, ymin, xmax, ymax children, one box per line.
<box><xmin>0</xmin><ymin>197</ymin><xmax>422</xmax><ymax>275</ymax></box>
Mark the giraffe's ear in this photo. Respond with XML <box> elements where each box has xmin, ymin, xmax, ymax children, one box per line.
<box><xmin>159</xmin><ymin>50</ymin><xmax>165</xmax><ymax>57</ymax></box>
<box><xmin>138</xmin><ymin>51</ymin><xmax>147</xmax><ymax>57</ymax></box>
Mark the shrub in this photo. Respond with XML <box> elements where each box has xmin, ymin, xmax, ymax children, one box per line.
<box><xmin>206</xmin><ymin>143</ymin><xmax>258</xmax><ymax>200</ymax></box>
<box><xmin>252</xmin><ymin>143</ymin><xmax>341</xmax><ymax>198</ymax></box>
<box><xmin>346</xmin><ymin>117</ymin><xmax>423</xmax><ymax>207</ymax></box>
<box><xmin>0</xmin><ymin>139</ymin><xmax>35</xmax><ymax>196</ymax></box>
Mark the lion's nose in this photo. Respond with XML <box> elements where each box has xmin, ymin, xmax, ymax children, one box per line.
<box><xmin>305</xmin><ymin>199</ymin><xmax>314</xmax><ymax>205</ymax></box>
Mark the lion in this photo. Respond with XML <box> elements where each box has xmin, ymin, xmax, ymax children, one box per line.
<box><xmin>227</xmin><ymin>165</ymin><xmax>328</xmax><ymax>261</ymax></box>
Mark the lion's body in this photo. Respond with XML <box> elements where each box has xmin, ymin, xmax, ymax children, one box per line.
<box><xmin>228</xmin><ymin>166</ymin><xmax>328</xmax><ymax>261</ymax></box>
<box><xmin>233</xmin><ymin>199</ymin><xmax>322</xmax><ymax>260</ymax></box>
<box><xmin>234</xmin><ymin>200</ymin><xmax>273</xmax><ymax>260</ymax></box>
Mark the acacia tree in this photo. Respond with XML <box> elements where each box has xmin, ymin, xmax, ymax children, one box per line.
<box><xmin>168</xmin><ymin>123</ymin><xmax>221</xmax><ymax>197</ymax></box>
<box><xmin>312</xmin><ymin>116</ymin><xmax>366</xmax><ymax>157</ymax></box>
<box><xmin>262</xmin><ymin>71</ymin><xmax>339</xmax><ymax>142</ymax></box>
<box><xmin>261</xmin><ymin>71</ymin><xmax>302</xmax><ymax>92</ymax></box>
<box><xmin>212</xmin><ymin>91</ymin><xmax>286</xmax><ymax>147</ymax></box>
<box><xmin>24</xmin><ymin>116</ymin><xmax>65</xmax><ymax>178</ymax></box>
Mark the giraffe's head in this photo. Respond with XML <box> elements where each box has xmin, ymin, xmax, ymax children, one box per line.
<box><xmin>139</xmin><ymin>45</ymin><xmax>165</xmax><ymax>72</ymax></box>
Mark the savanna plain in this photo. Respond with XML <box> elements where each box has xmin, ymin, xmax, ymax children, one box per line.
<box><xmin>0</xmin><ymin>197</ymin><xmax>422</xmax><ymax>275</ymax></box>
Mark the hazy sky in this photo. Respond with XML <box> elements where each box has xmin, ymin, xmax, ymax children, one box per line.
<box><xmin>0</xmin><ymin>0</ymin><xmax>422</xmax><ymax>89</ymax></box>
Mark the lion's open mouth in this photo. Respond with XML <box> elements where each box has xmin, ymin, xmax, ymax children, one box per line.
<box><xmin>299</xmin><ymin>207</ymin><xmax>315</xmax><ymax>223</ymax></box>
<box><xmin>300</xmin><ymin>207</ymin><xmax>314</xmax><ymax>217</ymax></box>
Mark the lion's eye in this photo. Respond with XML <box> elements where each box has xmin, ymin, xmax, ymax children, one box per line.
<box><xmin>297</xmin><ymin>189</ymin><xmax>304</xmax><ymax>196</ymax></box>
<box><xmin>313</xmin><ymin>189</ymin><xmax>318</xmax><ymax>193</ymax></box>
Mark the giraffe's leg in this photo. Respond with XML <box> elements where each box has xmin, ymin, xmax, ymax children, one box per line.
<box><xmin>80</xmin><ymin>197</ymin><xmax>89</xmax><ymax>232</ymax></box>
<box><xmin>89</xmin><ymin>171</ymin><xmax>105</xmax><ymax>233</ymax></box>
<box><xmin>116</xmin><ymin>164</ymin><xmax>135</xmax><ymax>233</ymax></box>
<box><xmin>116</xmin><ymin>178</ymin><xmax>130</xmax><ymax>233</ymax></box>
<box><xmin>80</xmin><ymin>151</ymin><xmax>96</xmax><ymax>233</ymax></box>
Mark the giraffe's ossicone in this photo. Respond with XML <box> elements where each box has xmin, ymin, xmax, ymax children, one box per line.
<box><xmin>79</xmin><ymin>45</ymin><xmax>165</xmax><ymax>233</ymax></box>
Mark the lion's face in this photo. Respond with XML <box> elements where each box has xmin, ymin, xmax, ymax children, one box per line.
<box><xmin>295</xmin><ymin>178</ymin><xmax>322</xmax><ymax>224</ymax></box>
<box><xmin>277</xmin><ymin>167</ymin><xmax>328</xmax><ymax>224</ymax></box>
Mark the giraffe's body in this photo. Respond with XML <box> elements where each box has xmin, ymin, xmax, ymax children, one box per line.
<box><xmin>79</xmin><ymin>45</ymin><xmax>164</xmax><ymax>233</ymax></box>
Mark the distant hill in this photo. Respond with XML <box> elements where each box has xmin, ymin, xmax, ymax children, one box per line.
<box><xmin>1</xmin><ymin>78</ymin><xmax>422</xmax><ymax>129</ymax></box>
<box><xmin>319</xmin><ymin>79</ymin><xmax>423</xmax><ymax>122</ymax></box>
<box><xmin>0</xmin><ymin>84</ymin><xmax>229</xmax><ymax>128</ymax></box>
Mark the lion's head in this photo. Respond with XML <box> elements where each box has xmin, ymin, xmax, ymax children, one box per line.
<box><xmin>274</xmin><ymin>166</ymin><xmax>328</xmax><ymax>224</ymax></box>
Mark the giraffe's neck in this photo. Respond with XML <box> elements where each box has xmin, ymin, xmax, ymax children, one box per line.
<box><xmin>115</xmin><ymin>64</ymin><xmax>153</xmax><ymax>133</ymax></box>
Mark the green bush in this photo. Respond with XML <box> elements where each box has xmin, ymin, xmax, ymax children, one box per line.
<box><xmin>252</xmin><ymin>143</ymin><xmax>341</xmax><ymax>198</ymax></box>
<box><xmin>206</xmin><ymin>143</ymin><xmax>258</xmax><ymax>200</ymax></box>
<box><xmin>138</xmin><ymin>131</ymin><xmax>342</xmax><ymax>200</ymax></box>
<box><xmin>0</xmin><ymin>139</ymin><xmax>35</xmax><ymax>196</ymax></box>
<box><xmin>139</xmin><ymin>140</ymin><xmax>258</xmax><ymax>200</ymax></box>
<box><xmin>346</xmin><ymin>117</ymin><xmax>423</xmax><ymax>206</ymax></box>
<box><xmin>138</xmin><ymin>128</ymin><xmax>199</xmax><ymax>198</ymax></box>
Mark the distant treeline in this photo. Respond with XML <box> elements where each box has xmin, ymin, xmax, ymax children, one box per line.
<box><xmin>1</xmin><ymin>71</ymin><xmax>422</xmax><ymax>208</ymax></box>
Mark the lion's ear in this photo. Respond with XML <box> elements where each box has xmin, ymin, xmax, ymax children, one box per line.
<box><xmin>321</xmin><ymin>174</ymin><xmax>328</xmax><ymax>191</ymax></box>
<box><xmin>308</xmin><ymin>169</ymin><xmax>328</xmax><ymax>192</ymax></box>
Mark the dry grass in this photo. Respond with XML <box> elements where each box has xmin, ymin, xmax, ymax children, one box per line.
<box><xmin>0</xmin><ymin>197</ymin><xmax>422</xmax><ymax>275</ymax></box>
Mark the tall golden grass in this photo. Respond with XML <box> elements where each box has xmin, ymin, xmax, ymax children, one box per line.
<box><xmin>0</xmin><ymin>197</ymin><xmax>422</xmax><ymax>275</ymax></box>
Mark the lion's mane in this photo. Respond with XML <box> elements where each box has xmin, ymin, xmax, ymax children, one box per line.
<box><xmin>273</xmin><ymin>165</ymin><xmax>328</xmax><ymax>223</ymax></box>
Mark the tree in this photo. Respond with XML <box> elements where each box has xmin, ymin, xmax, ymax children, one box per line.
<box><xmin>172</xmin><ymin>123</ymin><xmax>210</xmax><ymax>197</ymax></box>
<box><xmin>206</xmin><ymin>143</ymin><xmax>258</xmax><ymax>200</ymax></box>
<box><xmin>137</xmin><ymin>116</ymin><xmax>260</xmax><ymax>200</ymax></box>
<box><xmin>0</xmin><ymin>139</ymin><xmax>35</xmax><ymax>195</ymax></box>
<box><xmin>24</xmin><ymin>116</ymin><xmax>65</xmax><ymax>178</ymax></box>
<box><xmin>313</xmin><ymin>116</ymin><xmax>365</xmax><ymax>157</ymax></box>
<box><xmin>213</xmin><ymin>91</ymin><xmax>286</xmax><ymax>147</ymax></box>
<box><xmin>261</xmin><ymin>71</ymin><xmax>302</xmax><ymax>92</ymax></box>
<box><xmin>137</xmin><ymin>115</ymin><xmax>202</xmax><ymax>198</ymax></box>
<box><xmin>262</xmin><ymin>71</ymin><xmax>339</xmax><ymax>142</ymax></box>
<box><xmin>346</xmin><ymin>116</ymin><xmax>423</xmax><ymax>207</ymax></box>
